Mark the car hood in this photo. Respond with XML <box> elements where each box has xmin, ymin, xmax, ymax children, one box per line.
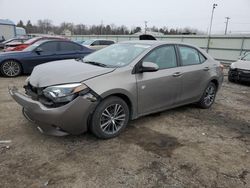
<box><xmin>29</xmin><ymin>59</ymin><xmax>115</xmax><ymax>87</ymax></box>
<box><xmin>232</xmin><ymin>60</ymin><xmax>250</xmax><ymax>70</ymax></box>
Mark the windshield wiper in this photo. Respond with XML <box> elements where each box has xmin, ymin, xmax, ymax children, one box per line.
<box><xmin>83</xmin><ymin>61</ymin><xmax>108</xmax><ymax>67</ymax></box>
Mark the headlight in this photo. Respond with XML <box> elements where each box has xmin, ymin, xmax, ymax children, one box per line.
<box><xmin>43</xmin><ymin>83</ymin><xmax>89</xmax><ymax>103</ymax></box>
<box><xmin>230</xmin><ymin>63</ymin><xmax>236</xmax><ymax>70</ymax></box>
<box><xmin>25</xmin><ymin>77</ymin><xmax>30</xmax><ymax>85</ymax></box>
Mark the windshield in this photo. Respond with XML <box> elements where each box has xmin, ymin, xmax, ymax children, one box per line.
<box><xmin>83</xmin><ymin>43</ymin><xmax>151</xmax><ymax>67</ymax></box>
<box><xmin>242</xmin><ymin>53</ymin><xmax>250</xmax><ymax>61</ymax></box>
<box><xmin>22</xmin><ymin>41</ymin><xmax>44</xmax><ymax>51</ymax></box>
<box><xmin>82</xmin><ymin>39</ymin><xmax>95</xmax><ymax>45</ymax></box>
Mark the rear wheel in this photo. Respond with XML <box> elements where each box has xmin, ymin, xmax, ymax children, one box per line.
<box><xmin>198</xmin><ymin>82</ymin><xmax>217</xmax><ymax>109</ymax></box>
<box><xmin>1</xmin><ymin>60</ymin><xmax>21</xmax><ymax>77</ymax></box>
<box><xmin>90</xmin><ymin>96</ymin><xmax>130</xmax><ymax>139</ymax></box>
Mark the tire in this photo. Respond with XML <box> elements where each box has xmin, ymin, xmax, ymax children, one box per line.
<box><xmin>0</xmin><ymin>60</ymin><xmax>22</xmax><ymax>77</ymax></box>
<box><xmin>90</xmin><ymin>96</ymin><xmax>130</xmax><ymax>139</ymax></box>
<box><xmin>228</xmin><ymin>74</ymin><xmax>234</xmax><ymax>82</ymax></box>
<box><xmin>198</xmin><ymin>82</ymin><xmax>217</xmax><ymax>109</ymax></box>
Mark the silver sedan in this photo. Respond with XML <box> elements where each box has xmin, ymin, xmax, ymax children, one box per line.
<box><xmin>9</xmin><ymin>41</ymin><xmax>224</xmax><ymax>138</ymax></box>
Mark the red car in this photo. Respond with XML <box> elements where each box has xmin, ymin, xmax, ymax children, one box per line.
<box><xmin>4</xmin><ymin>36</ymin><xmax>68</xmax><ymax>52</ymax></box>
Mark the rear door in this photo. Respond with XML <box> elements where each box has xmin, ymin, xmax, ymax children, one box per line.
<box><xmin>136</xmin><ymin>45</ymin><xmax>182</xmax><ymax>115</ymax></box>
<box><xmin>176</xmin><ymin>45</ymin><xmax>210</xmax><ymax>104</ymax></box>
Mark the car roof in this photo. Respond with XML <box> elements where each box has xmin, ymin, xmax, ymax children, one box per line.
<box><xmin>31</xmin><ymin>39</ymin><xmax>70</xmax><ymax>46</ymax></box>
<box><xmin>88</xmin><ymin>39</ymin><xmax>114</xmax><ymax>41</ymax></box>
<box><xmin>120</xmin><ymin>40</ymin><xmax>200</xmax><ymax>48</ymax></box>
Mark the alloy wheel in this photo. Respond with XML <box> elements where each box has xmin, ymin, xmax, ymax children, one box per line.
<box><xmin>203</xmin><ymin>85</ymin><xmax>216</xmax><ymax>106</ymax></box>
<box><xmin>2</xmin><ymin>60</ymin><xmax>21</xmax><ymax>77</ymax></box>
<box><xmin>100</xmin><ymin>104</ymin><xmax>126</xmax><ymax>135</ymax></box>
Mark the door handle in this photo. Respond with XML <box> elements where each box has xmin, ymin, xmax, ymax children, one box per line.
<box><xmin>172</xmin><ymin>72</ymin><xmax>182</xmax><ymax>77</ymax></box>
<box><xmin>203</xmin><ymin>67</ymin><xmax>210</xmax><ymax>71</ymax></box>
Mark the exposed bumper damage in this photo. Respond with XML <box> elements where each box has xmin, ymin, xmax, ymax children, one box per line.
<box><xmin>9</xmin><ymin>86</ymin><xmax>98</xmax><ymax>136</ymax></box>
<box><xmin>228</xmin><ymin>68</ymin><xmax>250</xmax><ymax>83</ymax></box>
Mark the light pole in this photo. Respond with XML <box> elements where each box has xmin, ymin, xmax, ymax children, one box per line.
<box><xmin>207</xmin><ymin>3</ymin><xmax>217</xmax><ymax>52</ymax></box>
<box><xmin>208</xmin><ymin>3</ymin><xmax>217</xmax><ymax>36</ymax></box>
<box><xmin>224</xmin><ymin>17</ymin><xmax>230</xmax><ymax>35</ymax></box>
<box><xmin>144</xmin><ymin>21</ymin><xmax>148</xmax><ymax>34</ymax></box>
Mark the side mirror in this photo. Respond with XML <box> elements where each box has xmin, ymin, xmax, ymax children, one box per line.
<box><xmin>140</xmin><ymin>62</ymin><xmax>159</xmax><ymax>72</ymax></box>
<box><xmin>35</xmin><ymin>47</ymin><xmax>43</xmax><ymax>53</ymax></box>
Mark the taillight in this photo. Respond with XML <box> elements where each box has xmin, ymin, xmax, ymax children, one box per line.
<box><xmin>14</xmin><ymin>45</ymin><xmax>28</xmax><ymax>51</ymax></box>
<box><xmin>219</xmin><ymin>64</ymin><xmax>224</xmax><ymax>71</ymax></box>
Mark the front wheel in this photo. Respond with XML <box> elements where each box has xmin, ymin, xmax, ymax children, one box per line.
<box><xmin>90</xmin><ymin>96</ymin><xmax>130</xmax><ymax>139</ymax></box>
<box><xmin>228</xmin><ymin>74</ymin><xmax>235</xmax><ymax>82</ymax></box>
<box><xmin>198</xmin><ymin>82</ymin><xmax>217</xmax><ymax>109</ymax></box>
<box><xmin>1</xmin><ymin>60</ymin><xmax>21</xmax><ymax>77</ymax></box>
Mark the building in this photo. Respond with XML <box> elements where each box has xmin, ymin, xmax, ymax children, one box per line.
<box><xmin>0</xmin><ymin>19</ymin><xmax>16</xmax><ymax>40</ymax></box>
<box><xmin>62</xmin><ymin>29</ymin><xmax>72</xmax><ymax>36</ymax></box>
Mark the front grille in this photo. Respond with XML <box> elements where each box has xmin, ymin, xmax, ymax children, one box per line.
<box><xmin>24</xmin><ymin>83</ymin><xmax>54</xmax><ymax>107</ymax></box>
<box><xmin>238</xmin><ymin>69</ymin><xmax>250</xmax><ymax>78</ymax></box>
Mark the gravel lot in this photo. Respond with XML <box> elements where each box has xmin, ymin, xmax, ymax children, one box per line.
<box><xmin>0</xmin><ymin>73</ymin><xmax>249</xmax><ymax>188</ymax></box>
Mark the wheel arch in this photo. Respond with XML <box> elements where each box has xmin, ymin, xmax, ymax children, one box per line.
<box><xmin>209</xmin><ymin>78</ymin><xmax>219</xmax><ymax>89</ymax></box>
<box><xmin>99</xmin><ymin>90</ymin><xmax>137</xmax><ymax>120</ymax></box>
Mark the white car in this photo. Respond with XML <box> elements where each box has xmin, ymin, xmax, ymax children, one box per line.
<box><xmin>82</xmin><ymin>39</ymin><xmax>115</xmax><ymax>51</ymax></box>
<box><xmin>228</xmin><ymin>52</ymin><xmax>250</xmax><ymax>83</ymax></box>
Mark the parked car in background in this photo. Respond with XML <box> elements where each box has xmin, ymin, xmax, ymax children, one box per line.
<box><xmin>4</xmin><ymin>36</ymin><xmax>67</xmax><ymax>52</ymax></box>
<box><xmin>9</xmin><ymin>41</ymin><xmax>223</xmax><ymax>138</ymax></box>
<box><xmin>74</xmin><ymin>40</ymin><xmax>85</xmax><ymax>44</ymax></box>
<box><xmin>82</xmin><ymin>39</ymin><xmax>115</xmax><ymax>50</ymax></box>
<box><xmin>0</xmin><ymin>40</ymin><xmax>93</xmax><ymax>77</ymax></box>
<box><xmin>228</xmin><ymin>52</ymin><xmax>250</xmax><ymax>83</ymax></box>
<box><xmin>0</xmin><ymin>37</ymin><xmax>29</xmax><ymax>50</ymax></box>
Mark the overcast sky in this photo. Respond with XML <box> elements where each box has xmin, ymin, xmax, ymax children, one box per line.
<box><xmin>1</xmin><ymin>0</ymin><xmax>250</xmax><ymax>34</ymax></box>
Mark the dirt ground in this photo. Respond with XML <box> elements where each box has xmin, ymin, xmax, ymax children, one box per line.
<box><xmin>0</xmin><ymin>72</ymin><xmax>249</xmax><ymax>188</ymax></box>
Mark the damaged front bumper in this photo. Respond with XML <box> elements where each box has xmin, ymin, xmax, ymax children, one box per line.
<box><xmin>9</xmin><ymin>86</ymin><xmax>98</xmax><ymax>136</ymax></box>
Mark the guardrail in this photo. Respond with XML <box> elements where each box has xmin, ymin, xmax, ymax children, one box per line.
<box><xmin>68</xmin><ymin>34</ymin><xmax>250</xmax><ymax>63</ymax></box>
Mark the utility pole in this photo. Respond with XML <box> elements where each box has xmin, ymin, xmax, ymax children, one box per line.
<box><xmin>224</xmin><ymin>17</ymin><xmax>230</xmax><ymax>35</ymax></box>
<box><xmin>144</xmin><ymin>21</ymin><xmax>148</xmax><ymax>34</ymax></box>
<box><xmin>207</xmin><ymin>3</ymin><xmax>217</xmax><ymax>52</ymax></box>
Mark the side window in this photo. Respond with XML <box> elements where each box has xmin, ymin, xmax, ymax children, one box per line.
<box><xmin>242</xmin><ymin>53</ymin><xmax>250</xmax><ymax>61</ymax></box>
<box><xmin>199</xmin><ymin>53</ymin><xmax>206</xmax><ymax>63</ymax></box>
<box><xmin>39</xmin><ymin>42</ymin><xmax>58</xmax><ymax>52</ymax></box>
<box><xmin>60</xmin><ymin>42</ymin><xmax>82</xmax><ymax>51</ymax></box>
<box><xmin>99</xmin><ymin>40</ymin><xmax>107</xmax><ymax>45</ymax></box>
<box><xmin>107</xmin><ymin>41</ymin><xmax>114</xmax><ymax>45</ymax></box>
<box><xmin>91</xmin><ymin>40</ymin><xmax>100</xmax><ymax>46</ymax></box>
<box><xmin>143</xmin><ymin>45</ymin><xmax>177</xmax><ymax>69</ymax></box>
<box><xmin>179</xmin><ymin>46</ymin><xmax>201</xmax><ymax>66</ymax></box>
<box><xmin>100</xmin><ymin>40</ymin><xmax>114</xmax><ymax>45</ymax></box>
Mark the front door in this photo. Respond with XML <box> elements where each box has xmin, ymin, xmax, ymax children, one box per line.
<box><xmin>23</xmin><ymin>41</ymin><xmax>59</xmax><ymax>73</ymax></box>
<box><xmin>136</xmin><ymin>45</ymin><xmax>182</xmax><ymax>115</ymax></box>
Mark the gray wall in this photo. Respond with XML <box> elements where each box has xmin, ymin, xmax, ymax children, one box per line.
<box><xmin>69</xmin><ymin>34</ymin><xmax>250</xmax><ymax>63</ymax></box>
